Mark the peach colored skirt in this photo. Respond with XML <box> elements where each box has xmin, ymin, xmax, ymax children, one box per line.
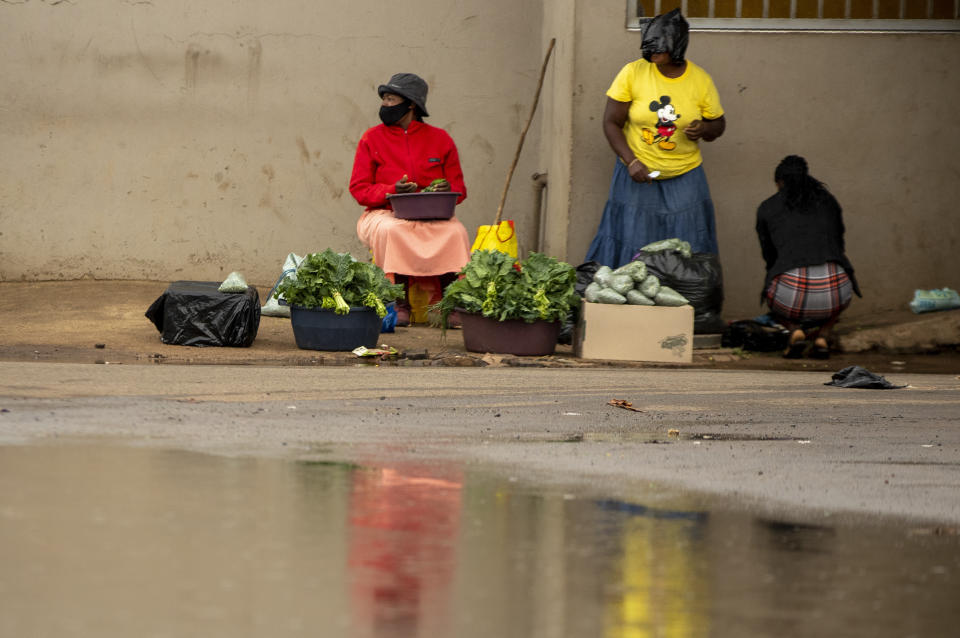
<box><xmin>357</xmin><ymin>209</ymin><xmax>471</xmax><ymax>277</ymax></box>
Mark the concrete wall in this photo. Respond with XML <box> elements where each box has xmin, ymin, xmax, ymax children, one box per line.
<box><xmin>536</xmin><ymin>0</ymin><xmax>575</xmax><ymax>262</ymax></box>
<box><xmin>568</xmin><ymin>4</ymin><xmax>960</xmax><ymax>318</ymax></box>
<box><xmin>0</xmin><ymin>0</ymin><xmax>545</xmax><ymax>283</ymax></box>
<box><xmin>3</xmin><ymin>1</ymin><xmax>959</xmax><ymax>321</ymax></box>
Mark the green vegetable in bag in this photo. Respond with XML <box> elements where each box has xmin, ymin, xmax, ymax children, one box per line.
<box><xmin>595</xmin><ymin>288</ymin><xmax>627</xmax><ymax>304</ymax></box>
<box><xmin>639</xmin><ymin>274</ymin><xmax>660</xmax><ymax>298</ymax></box>
<box><xmin>584</xmin><ymin>281</ymin><xmax>603</xmax><ymax>303</ymax></box>
<box><xmin>626</xmin><ymin>289</ymin><xmax>655</xmax><ymax>306</ymax></box>
<box><xmin>608</xmin><ymin>273</ymin><xmax>635</xmax><ymax>295</ymax></box>
<box><xmin>593</xmin><ymin>265</ymin><xmax>613</xmax><ymax>287</ymax></box>
<box><xmin>639</xmin><ymin>238</ymin><xmax>692</xmax><ymax>259</ymax></box>
<box><xmin>422</xmin><ymin>178</ymin><xmax>448</xmax><ymax>192</ymax></box>
<box><xmin>654</xmin><ymin>285</ymin><xmax>689</xmax><ymax>306</ymax></box>
<box><xmin>613</xmin><ymin>260</ymin><xmax>647</xmax><ymax>282</ymax></box>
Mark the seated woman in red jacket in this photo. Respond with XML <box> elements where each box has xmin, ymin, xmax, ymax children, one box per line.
<box><xmin>756</xmin><ymin>155</ymin><xmax>861</xmax><ymax>359</ymax></box>
<box><xmin>349</xmin><ymin>73</ymin><xmax>471</xmax><ymax>326</ymax></box>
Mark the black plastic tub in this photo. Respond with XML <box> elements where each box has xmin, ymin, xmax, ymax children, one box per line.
<box><xmin>289</xmin><ymin>305</ymin><xmax>381</xmax><ymax>351</ymax></box>
<box><xmin>387</xmin><ymin>191</ymin><xmax>461</xmax><ymax>220</ymax></box>
<box><xmin>458</xmin><ymin>311</ymin><xmax>560</xmax><ymax>356</ymax></box>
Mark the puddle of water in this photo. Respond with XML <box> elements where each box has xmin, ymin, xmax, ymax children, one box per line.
<box><xmin>0</xmin><ymin>443</ymin><xmax>958</xmax><ymax>638</ymax></box>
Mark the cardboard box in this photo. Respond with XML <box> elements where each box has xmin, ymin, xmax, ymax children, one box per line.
<box><xmin>574</xmin><ymin>302</ymin><xmax>694</xmax><ymax>363</ymax></box>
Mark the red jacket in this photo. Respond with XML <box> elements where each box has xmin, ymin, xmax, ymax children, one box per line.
<box><xmin>349</xmin><ymin>121</ymin><xmax>467</xmax><ymax>211</ymax></box>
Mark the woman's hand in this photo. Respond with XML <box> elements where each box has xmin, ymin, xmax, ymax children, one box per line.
<box><xmin>395</xmin><ymin>174</ymin><xmax>418</xmax><ymax>193</ymax></box>
<box><xmin>428</xmin><ymin>178</ymin><xmax>450</xmax><ymax>192</ymax></box>
<box><xmin>627</xmin><ymin>159</ymin><xmax>655</xmax><ymax>184</ymax></box>
<box><xmin>683</xmin><ymin>116</ymin><xmax>726</xmax><ymax>142</ymax></box>
<box><xmin>603</xmin><ymin>98</ymin><xmax>653</xmax><ymax>184</ymax></box>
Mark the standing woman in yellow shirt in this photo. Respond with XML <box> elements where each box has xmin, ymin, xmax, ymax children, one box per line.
<box><xmin>586</xmin><ymin>9</ymin><xmax>726</xmax><ymax>267</ymax></box>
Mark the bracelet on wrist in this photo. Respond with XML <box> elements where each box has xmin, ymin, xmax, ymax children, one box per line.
<box><xmin>627</xmin><ymin>158</ymin><xmax>640</xmax><ymax>168</ymax></box>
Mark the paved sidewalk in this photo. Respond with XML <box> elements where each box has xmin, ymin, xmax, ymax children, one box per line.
<box><xmin>1</xmin><ymin>280</ymin><xmax>957</xmax><ymax>373</ymax></box>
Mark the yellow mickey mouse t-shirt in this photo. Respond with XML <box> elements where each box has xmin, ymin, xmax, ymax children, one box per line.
<box><xmin>607</xmin><ymin>59</ymin><xmax>724</xmax><ymax>179</ymax></box>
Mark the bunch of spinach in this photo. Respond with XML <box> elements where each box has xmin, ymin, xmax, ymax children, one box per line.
<box><xmin>275</xmin><ymin>249</ymin><xmax>403</xmax><ymax>318</ymax></box>
<box><xmin>434</xmin><ymin>250</ymin><xmax>579</xmax><ymax>327</ymax></box>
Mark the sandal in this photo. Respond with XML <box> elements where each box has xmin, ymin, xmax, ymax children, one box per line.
<box><xmin>783</xmin><ymin>340</ymin><xmax>810</xmax><ymax>359</ymax></box>
<box><xmin>783</xmin><ymin>330</ymin><xmax>809</xmax><ymax>359</ymax></box>
<box><xmin>809</xmin><ymin>339</ymin><xmax>830</xmax><ymax>359</ymax></box>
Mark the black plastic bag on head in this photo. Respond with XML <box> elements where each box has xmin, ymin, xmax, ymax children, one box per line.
<box><xmin>642</xmin><ymin>8</ymin><xmax>689</xmax><ymax>64</ymax></box>
<box><xmin>634</xmin><ymin>251</ymin><xmax>725</xmax><ymax>334</ymax></box>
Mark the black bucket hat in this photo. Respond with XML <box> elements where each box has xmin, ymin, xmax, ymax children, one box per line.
<box><xmin>377</xmin><ymin>73</ymin><xmax>430</xmax><ymax>118</ymax></box>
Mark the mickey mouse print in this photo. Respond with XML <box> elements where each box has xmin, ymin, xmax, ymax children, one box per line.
<box><xmin>642</xmin><ymin>95</ymin><xmax>680</xmax><ymax>151</ymax></box>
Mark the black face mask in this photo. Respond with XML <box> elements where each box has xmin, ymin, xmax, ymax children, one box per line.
<box><xmin>379</xmin><ymin>99</ymin><xmax>412</xmax><ymax>126</ymax></box>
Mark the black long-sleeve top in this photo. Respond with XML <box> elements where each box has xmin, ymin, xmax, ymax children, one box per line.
<box><xmin>755</xmin><ymin>189</ymin><xmax>861</xmax><ymax>302</ymax></box>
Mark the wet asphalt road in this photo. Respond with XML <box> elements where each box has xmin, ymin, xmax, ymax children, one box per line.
<box><xmin>1</xmin><ymin>362</ymin><xmax>958</xmax><ymax>524</ymax></box>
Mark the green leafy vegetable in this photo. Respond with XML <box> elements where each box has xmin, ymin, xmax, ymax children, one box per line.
<box><xmin>433</xmin><ymin>250</ymin><xmax>580</xmax><ymax>328</ymax></box>
<box><xmin>422</xmin><ymin>179</ymin><xmax>447</xmax><ymax>192</ymax></box>
<box><xmin>274</xmin><ymin>248</ymin><xmax>404</xmax><ymax>318</ymax></box>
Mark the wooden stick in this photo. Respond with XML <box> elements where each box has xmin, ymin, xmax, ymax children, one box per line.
<box><xmin>494</xmin><ymin>38</ymin><xmax>556</xmax><ymax>225</ymax></box>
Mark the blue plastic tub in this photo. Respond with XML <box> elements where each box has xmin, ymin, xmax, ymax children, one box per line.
<box><xmin>289</xmin><ymin>305</ymin><xmax>381</xmax><ymax>351</ymax></box>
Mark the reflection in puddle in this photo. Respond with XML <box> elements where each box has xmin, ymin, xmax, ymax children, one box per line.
<box><xmin>348</xmin><ymin>467</ymin><xmax>463</xmax><ymax>636</ymax></box>
<box><xmin>0</xmin><ymin>443</ymin><xmax>957</xmax><ymax>638</ymax></box>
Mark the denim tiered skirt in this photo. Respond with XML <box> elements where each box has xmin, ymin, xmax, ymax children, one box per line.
<box><xmin>585</xmin><ymin>161</ymin><xmax>718</xmax><ymax>268</ymax></box>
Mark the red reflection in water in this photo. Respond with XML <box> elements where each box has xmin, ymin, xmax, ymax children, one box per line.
<box><xmin>348</xmin><ymin>466</ymin><xmax>463</xmax><ymax>636</ymax></box>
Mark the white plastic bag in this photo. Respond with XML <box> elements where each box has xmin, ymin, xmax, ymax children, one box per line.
<box><xmin>261</xmin><ymin>253</ymin><xmax>304</xmax><ymax>317</ymax></box>
<box><xmin>909</xmin><ymin>288</ymin><xmax>960</xmax><ymax>314</ymax></box>
<box><xmin>218</xmin><ymin>271</ymin><xmax>249</xmax><ymax>293</ymax></box>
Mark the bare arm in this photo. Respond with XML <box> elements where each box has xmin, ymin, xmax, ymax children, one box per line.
<box><xmin>602</xmin><ymin>97</ymin><xmax>654</xmax><ymax>183</ymax></box>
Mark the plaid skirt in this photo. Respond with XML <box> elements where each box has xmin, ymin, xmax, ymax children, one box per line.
<box><xmin>765</xmin><ymin>262</ymin><xmax>853</xmax><ymax>326</ymax></box>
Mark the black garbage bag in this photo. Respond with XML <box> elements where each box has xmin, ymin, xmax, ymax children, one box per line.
<box><xmin>635</xmin><ymin>251</ymin><xmax>725</xmax><ymax>334</ymax></box>
<box><xmin>145</xmin><ymin>281</ymin><xmax>260</xmax><ymax>347</ymax></box>
<box><xmin>558</xmin><ymin>261</ymin><xmax>601</xmax><ymax>345</ymax></box>
<box><xmin>825</xmin><ymin>366</ymin><xmax>906</xmax><ymax>390</ymax></box>
<box><xmin>574</xmin><ymin>261</ymin><xmax>601</xmax><ymax>297</ymax></box>
<box><xmin>721</xmin><ymin>319</ymin><xmax>790</xmax><ymax>352</ymax></box>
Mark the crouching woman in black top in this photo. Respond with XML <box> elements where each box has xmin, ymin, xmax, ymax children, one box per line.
<box><xmin>756</xmin><ymin>156</ymin><xmax>861</xmax><ymax>359</ymax></box>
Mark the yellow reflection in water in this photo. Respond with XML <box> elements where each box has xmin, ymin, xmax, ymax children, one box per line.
<box><xmin>604</xmin><ymin>512</ymin><xmax>708</xmax><ymax>638</ymax></box>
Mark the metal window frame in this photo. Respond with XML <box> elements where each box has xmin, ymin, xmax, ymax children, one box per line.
<box><xmin>625</xmin><ymin>0</ymin><xmax>960</xmax><ymax>33</ymax></box>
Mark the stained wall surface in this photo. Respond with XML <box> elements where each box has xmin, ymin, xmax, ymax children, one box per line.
<box><xmin>0</xmin><ymin>1</ymin><xmax>545</xmax><ymax>283</ymax></box>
